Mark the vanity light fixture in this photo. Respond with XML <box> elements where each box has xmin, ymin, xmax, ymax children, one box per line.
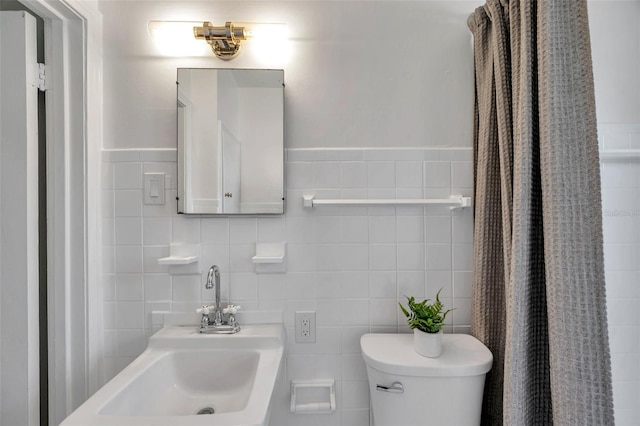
<box><xmin>148</xmin><ymin>20</ymin><xmax>288</xmax><ymax>60</ymax></box>
<box><xmin>194</xmin><ymin>21</ymin><xmax>247</xmax><ymax>60</ymax></box>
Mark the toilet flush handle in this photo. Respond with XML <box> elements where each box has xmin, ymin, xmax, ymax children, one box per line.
<box><xmin>376</xmin><ymin>382</ymin><xmax>404</xmax><ymax>394</ymax></box>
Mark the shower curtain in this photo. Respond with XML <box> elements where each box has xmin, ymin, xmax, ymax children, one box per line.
<box><xmin>468</xmin><ymin>1</ymin><xmax>614</xmax><ymax>424</ymax></box>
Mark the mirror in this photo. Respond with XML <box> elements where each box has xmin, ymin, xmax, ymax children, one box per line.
<box><xmin>177</xmin><ymin>68</ymin><xmax>284</xmax><ymax>214</ymax></box>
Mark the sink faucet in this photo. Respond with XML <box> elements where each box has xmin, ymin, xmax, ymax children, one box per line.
<box><xmin>205</xmin><ymin>265</ymin><xmax>223</xmax><ymax>325</ymax></box>
<box><xmin>197</xmin><ymin>265</ymin><xmax>241</xmax><ymax>334</ymax></box>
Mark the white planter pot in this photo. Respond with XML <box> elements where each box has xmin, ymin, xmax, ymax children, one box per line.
<box><xmin>413</xmin><ymin>329</ymin><xmax>442</xmax><ymax>358</ymax></box>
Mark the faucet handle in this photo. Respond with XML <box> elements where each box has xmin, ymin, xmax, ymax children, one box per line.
<box><xmin>196</xmin><ymin>305</ymin><xmax>213</xmax><ymax>315</ymax></box>
<box><xmin>223</xmin><ymin>304</ymin><xmax>241</xmax><ymax>315</ymax></box>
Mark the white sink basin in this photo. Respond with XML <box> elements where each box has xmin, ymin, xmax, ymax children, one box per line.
<box><xmin>61</xmin><ymin>324</ymin><xmax>285</xmax><ymax>426</ymax></box>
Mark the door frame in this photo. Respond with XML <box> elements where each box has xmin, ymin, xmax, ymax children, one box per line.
<box><xmin>19</xmin><ymin>0</ymin><xmax>102</xmax><ymax>424</ymax></box>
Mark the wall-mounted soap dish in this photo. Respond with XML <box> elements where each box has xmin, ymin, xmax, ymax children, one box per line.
<box><xmin>253</xmin><ymin>242</ymin><xmax>286</xmax><ymax>273</ymax></box>
<box><xmin>157</xmin><ymin>244</ymin><xmax>200</xmax><ymax>273</ymax></box>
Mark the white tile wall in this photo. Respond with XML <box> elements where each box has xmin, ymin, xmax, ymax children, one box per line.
<box><xmin>600</xmin><ymin>123</ymin><xmax>640</xmax><ymax>426</ymax></box>
<box><xmin>102</xmin><ymin>147</ymin><xmax>473</xmax><ymax>425</ymax></box>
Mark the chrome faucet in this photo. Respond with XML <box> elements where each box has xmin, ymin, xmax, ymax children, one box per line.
<box><xmin>197</xmin><ymin>265</ymin><xmax>241</xmax><ymax>334</ymax></box>
<box><xmin>205</xmin><ymin>265</ymin><xmax>223</xmax><ymax>325</ymax></box>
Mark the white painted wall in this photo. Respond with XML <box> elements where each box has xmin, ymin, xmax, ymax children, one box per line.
<box><xmin>101</xmin><ymin>0</ymin><xmax>479</xmax><ymax>150</ymax></box>
<box><xmin>99</xmin><ymin>0</ymin><xmax>639</xmax><ymax>424</ymax></box>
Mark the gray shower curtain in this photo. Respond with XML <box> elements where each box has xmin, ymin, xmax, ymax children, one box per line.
<box><xmin>468</xmin><ymin>0</ymin><xmax>614</xmax><ymax>424</ymax></box>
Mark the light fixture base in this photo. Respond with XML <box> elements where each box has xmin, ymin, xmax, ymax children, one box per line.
<box><xmin>194</xmin><ymin>21</ymin><xmax>247</xmax><ymax>60</ymax></box>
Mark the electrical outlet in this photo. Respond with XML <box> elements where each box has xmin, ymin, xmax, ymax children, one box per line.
<box><xmin>295</xmin><ymin>311</ymin><xmax>316</xmax><ymax>343</ymax></box>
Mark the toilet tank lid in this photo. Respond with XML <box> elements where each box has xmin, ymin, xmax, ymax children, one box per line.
<box><xmin>360</xmin><ymin>333</ymin><xmax>493</xmax><ymax>377</ymax></box>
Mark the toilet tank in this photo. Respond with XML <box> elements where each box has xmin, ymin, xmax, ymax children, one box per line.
<box><xmin>361</xmin><ymin>333</ymin><xmax>493</xmax><ymax>426</ymax></box>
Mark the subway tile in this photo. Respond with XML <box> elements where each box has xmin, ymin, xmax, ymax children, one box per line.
<box><xmin>341</xmin><ymin>162</ymin><xmax>367</xmax><ymax>188</ymax></box>
<box><xmin>341</xmin><ymin>409</ymin><xmax>370</xmax><ymax>426</ymax></box>
<box><xmin>370</xmin><ymin>298</ymin><xmax>398</xmax><ymax>327</ymax></box>
<box><xmin>103</xmin><ymin>302</ymin><xmax>117</xmax><ymax>329</ymax></box>
<box><xmin>201</xmin><ymin>218</ymin><xmax>230</xmax><ymax>244</ymax></box>
<box><xmin>139</xmin><ymin>149</ymin><xmax>177</xmax><ymax>162</ymax></box>
<box><xmin>229</xmin><ymin>273</ymin><xmax>258</xmax><ymax>300</ymax></box>
<box><xmin>396</xmin><ymin>216</ymin><xmax>424</xmax><ymax>243</ymax></box>
<box><xmin>315</xmin><ymin>272</ymin><xmax>342</xmax><ymax>299</ymax></box>
<box><xmin>426</xmin><ymin>243</ymin><xmax>452</xmax><ymax>270</ymax></box>
<box><xmin>116</xmin><ymin>274</ymin><xmax>143</xmax><ymax>301</ymax></box>
<box><xmin>369</xmin><ymin>271</ymin><xmax>397</xmax><ymax>298</ymax></box>
<box><xmin>103</xmin><ymin>149</ymin><xmax>140</xmax><ymax>163</ymax></box>
<box><xmin>114</xmin><ymin>162</ymin><xmax>142</xmax><ymax>189</ymax></box>
<box><xmin>313</xmin><ymin>216</ymin><xmax>342</xmax><ymax>243</ymax></box>
<box><xmin>452</xmin><ymin>297</ymin><xmax>471</xmax><ymax>326</ymax></box>
<box><xmin>115</xmin><ymin>246</ymin><xmax>143</xmax><ymax>273</ymax></box>
<box><xmin>172</xmin><ymin>216</ymin><xmax>202</xmax><ymax>244</ymax></box>
<box><xmin>452</xmin><ymin>212</ymin><xmax>474</xmax><ymax>243</ymax></box>
<box><xmin>116</xmin><ymin>329</ymin><xmax>146</xmax><ymax>358</ymax></box>
<box><xmin>287</xmin><ymin>162</ymin><xmax>314</xmax><ymax>188</ymax></box>
<box><xmin>424</xmin><ymin>162</ymin><xmax>451</xmax><ymax>188</ymax></box>
<box><xmin>439</xmin><ymin>148</ymin><xmax>472</xmax><ymax>161</ymax></box>
<box><xmin>342</xmin><ymin>381</ymin><xmax>369</xmax><ymax>410</ymax></box>
<box><xmin>314</xmin><ymin>162</ymin><xmax>341</xmax><ymax>188</ymax></box>
<box><xmin>171</xmin><ymin>274</ymin><xmax>201</xmax><ymax>302</ymax></box>
<box><xmin>451</xmin><ymin>161</ymin><xmax>473</xmax><ymax>189</ymax></box>
<box><xmin>115</xmin><ymin>217</ymin><xmax>142</xmax><ymax>246</ymax></box>
<box><xmin>453</xmin><ymin>271</ymin><xmax>473</xmax><ymax>298</ymax></box>
<box><xmin>341</xmin><ymin>354</ymin><xmax>367</xmax><ymax>381</ymax></box>
<box><xmin>229</xmin><ymin>217</ymin><xmax>257</xmax><ymax>244</ymax></box>
<box><xmin>286</xmin><ymin>243</ymin><xmax>315</xmax><ymax>272</ymax></box>
<box><xmin>364</xmin><ymin>148</ymin><xmax>403</xmax><ymax>161</ymax></box>
<box><xmin>114</xmin><ymin>190</ymin><xmax>142</xmax><ymax>217</ymax></box>
<box><xmin>369</xmin><ymin>216</ymin><xmax>396</xmax><ymax>243</ymax></box>
<box><xmin>143</xmin><ymin>217</ymin><xmax>171</xmax><ymax>245</ymax></box>
<box><xmin>315</xmin><ymin>244</ymin><xmax>343</xmax><ymax>271</ymax></box>
<box><xmin>285</xmin><ymin>217</ymin><xmax>314</xmax><ymax>243</ymax></box>
<box><xmin>426</xmin><ymin>216</ymin><xmax>452</xmax><ymax>243</ymax></box>
<box><xmin>341</xmin><ymin>216</ymin><xmax>369</xmax><ymax>243</ymax></box>
<box><xmin>397</xmin><ymin>244</ymin><xmax>425</xmax><ymax>271</ymax></box>
<box><xmin>116</xmin><ymin>302</ymin><xmax>145</xmax><ymax>329</ymax></box>
<box><xmin>200</xmin><ymin>244</ymin><xmax>230</xmax><ymax>272</ymax></box>
<box><xmin>452</xmin><ymin>243</ymin><xmax>473</xmax><ymax>271</ymax></box>
<box><xmin>144</xmin><ymin>274</ymin><xmax>171</xmax><ymax>301</ymax></box>
<box><xmin>398</xmin><ymin>271</ymin><xmax>425</xmax><ymax>299</ymax></box>
<box><xmin>341</xmin><ymin>326</ymin><xmax>370</xmax><ymax>354</ymax></box>
<box><xmin>341</xmin><ymin>299</ymin><xmax>370</xmax><ymax>326</ymax></box>
<box><xmin>369</xmin><ymin>244</ymin><xmax>397</xmax><ymax>271</ymax></box>
<box><xmin>257</xmin><ymin>217</ymin><xmax>286</xmax><ymax>242</ymax></box>
<box><xmin>229</xmin><ymin>244</ymin><xmax>255</xmax><ymax>272</ymax></box>
<box><xmin>103</xmin><ymin>274</ymin><xmax>116</xmax><ymax>302</ymax></box>
<box><xmin>317</xmin><ymin>299</ymin><xmax>342</xmax><ymax>326</ymax></box>
<box><xmin>367</xmin><ymin>161</ymin><xmax>395</xmax><ymax>188</ymax></box>
<box><xmin>341</xmin><ymin>271</ymin><xmax>369</xmax><ymax>299</ymax></box>
<box><xmin>339</xmin><ymin>244</ymin><xmax>369</xmax><ymax>271</ymax></box>
<box><xmin>286</xmin><ymin>273</ymin><xmax>316</xmax><ymax>299</ymax></box>
<box><xmin>426</xmin><ymin>270</ymin><xmax>453</xmax><ymax>298</ymax></box>
<box><xmin>142</xmin><ymin>246</ymin><xmax>170</xmax><ymax>274</ymax></box>
<box><xmin>396</xmin><ymin>161</ymin><xmax>423</xmax><ymax>188</ymax></box>
<box><xmin>257</xmin><ymin>274</ymin><xmax>287</xmax><ymax>301</ymax></box>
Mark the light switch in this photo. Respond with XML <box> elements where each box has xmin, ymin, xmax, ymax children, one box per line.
<box><xmin>144</xmin><ymin>173</ymin><xmax>165</xmax><ymax>205</ymax></box>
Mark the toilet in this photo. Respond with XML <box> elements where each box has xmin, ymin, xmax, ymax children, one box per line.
<box><xmin>361</xmin><ymin>333</ymin><xmax>493</xmax><ymax>426</ymax></box>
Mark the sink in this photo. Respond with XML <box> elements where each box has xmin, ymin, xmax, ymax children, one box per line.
<box><xmin>61</xmin><ymin>324</ymin><xmax>285</xmax><ymax>426</ymax></box>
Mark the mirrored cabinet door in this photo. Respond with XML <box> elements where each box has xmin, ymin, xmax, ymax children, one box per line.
<box><xmin>177</xmin><ymin>68</ymin><xmax>284</xmax><ymax>215</ymax></box>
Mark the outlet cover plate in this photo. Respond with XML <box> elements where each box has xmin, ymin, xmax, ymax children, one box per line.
<box><xmin>295</xmin><ymin>311</ymin><xmax>316</xmax><ymax>343</ymax></box>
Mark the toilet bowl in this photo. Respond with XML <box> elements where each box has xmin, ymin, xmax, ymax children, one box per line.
<box><xmin>361</xmin><ymin>333</ymin><xmax>492</xmax><ymax>426</ymax></box>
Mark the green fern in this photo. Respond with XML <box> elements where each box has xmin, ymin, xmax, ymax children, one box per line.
<box><xmin>399</xmin><ymin>289</ymin><xmax>452</xmax><ymax>333</ymax></box>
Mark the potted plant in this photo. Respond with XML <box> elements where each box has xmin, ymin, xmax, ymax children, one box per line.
<box><xmin>399</xmin><ymin>289</ymin><xmax>452</xmax><ymax>358</ymax></box>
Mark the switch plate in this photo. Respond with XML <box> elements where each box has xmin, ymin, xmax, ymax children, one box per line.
<box><xmin>144</xmin><ymin>173</ymin><xmax>165</xmax><ymax>205</ymax></box>
<box><xmin>295</xmin><ymin>311</ymin><xmax>316</xmax><ymax>343</ymax></box>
